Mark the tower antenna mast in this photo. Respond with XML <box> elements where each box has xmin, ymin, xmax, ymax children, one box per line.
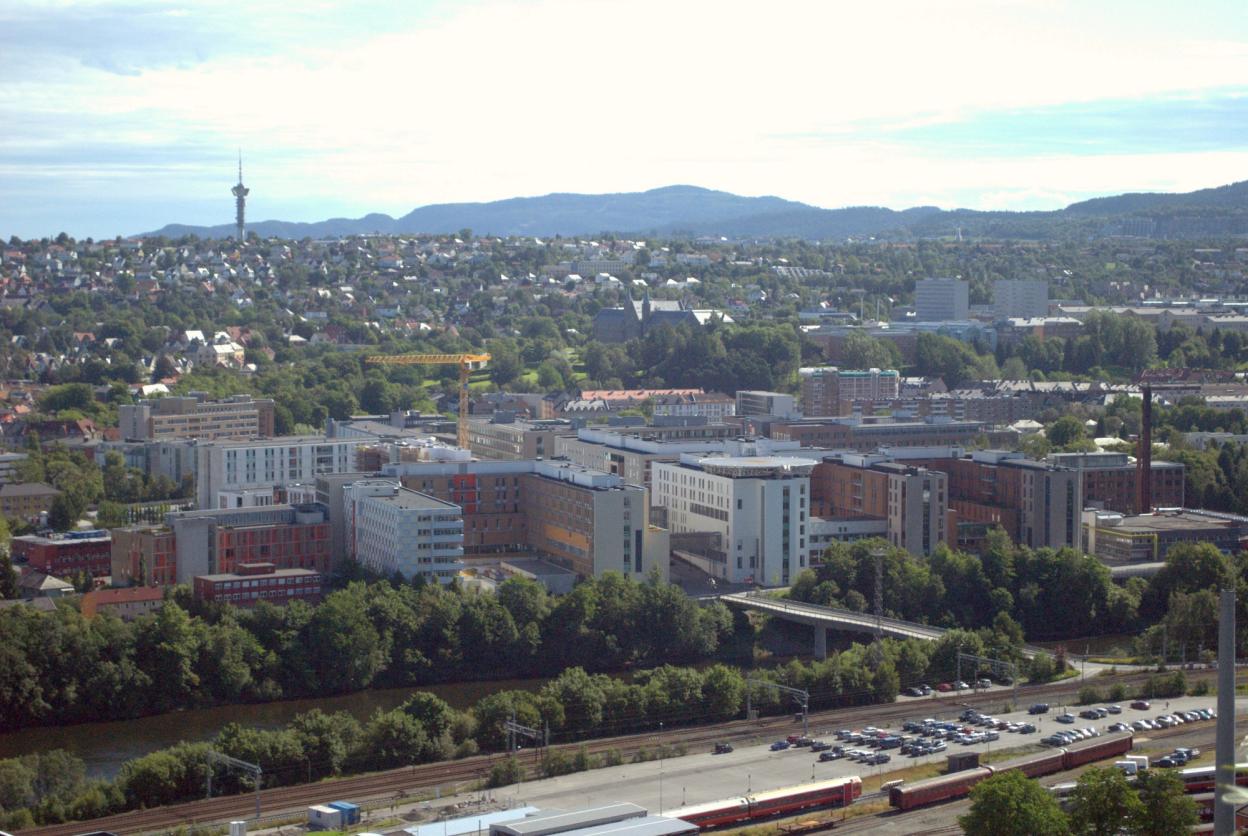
<box><xmin>231</xmin><ymin>149</ymin><xmax>249</xmax><ymax>243</ymax></box>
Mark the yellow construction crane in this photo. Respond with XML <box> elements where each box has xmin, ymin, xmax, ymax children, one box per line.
<box><xmin>365</xmin><ymin>353</ymin><xmax>490</xmax><ymax>449</ymax></box>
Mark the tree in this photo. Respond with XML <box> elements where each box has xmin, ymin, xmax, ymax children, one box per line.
<box><xmin>1046</xmin><ymin>415</ymin><xmax>1087</xmax><ymax>449</ymax></box>
<box><xmin>959</xmin><ymin>770</ymin><xmax>1070</xmax><ymax>836</ymax></box>
<box><xmin>839</xmin><ymin>330</ymin><xmax>901</xmax><ymax>370</ymax></box>
<box><xmin>1131</xmin><ymin>769</ymin><xmax>1197</xmax><ymax>836</ymax></box>
<box><xmin>1067</xmin><ymin>766</ymin><xmax>1142</xmax><ymax>836</ymax></box>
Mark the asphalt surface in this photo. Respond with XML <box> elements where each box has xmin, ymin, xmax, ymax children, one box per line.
<box><xmin>374</xmin><ymin>695</ymin><xmax>1234</xmax><ymax>835</ymax></box>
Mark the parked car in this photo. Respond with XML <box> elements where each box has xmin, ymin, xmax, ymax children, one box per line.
<box><xmin>976</xmin><ymin>678</ymin><xmax>992</xmax><ymax>689</ymax></box>
<box><xmin>954</xmin><ymin>680</ymin><xmax>970</xmax><ymax>691</ymax></box>
<box><xmin>1079</xmin><ymin>709</ymin><xmax>1101</xmax><ymax>720</ymax></box>
<box><xmin>1131</xmin><ymin>700</ymin><xmax>1151</xmax><ymax>710</ymax></box>
<box><xmin>770</xmin><ymin>740</ymin><xmax>790</xmax><ymax>751</ymax></box>
<box><xmin>1056</xmin><ymin>713</ymin><xmax>1076</xmax><ymax>724</ymax></box>
<box><xmin>819</xmin><ymin>748</ymin><xmax>844</xmax><ymax>762</ymax></box>
<box><xmin>867</xmin><ymin>753</ymin><xmax>891</xmax><ymax>765</ymax></box>
<box><xmin>810</xmin><ymin>740</ymin><xmax>832</xmax><ymax>752</ymax></box>
<box><xmin>1029</xmin><ymin>703</ymin><xmax>1050</xmax><ymax>715</ymax></box>
<box><xmin>713</xmin><ymin>742</ymin><xmax>734</xmax><ymax>754</ymax></box>
<box><xmin>1019</xmin><ymin>723</ymin><xmax>1037</xmax><ymax>734</ymax></box>
<box><xmin>1108</xmin><ymin>722</ymin><xmax>1130</xmax><ymax>733</ymax></box>
<box><xmin>903</xmin><ymin>686</ymin><xmax>925</xmax><ymax>697</ymax></box>
<box><xmin>1155</xmin><ymin>755</ymin><xmax>1183</xmax><ymax>768</ymax></box>
<box><xmin>1106</xmin><ymin>705</ymin><xmax>1122</xmax><ymax>714</ymax></box>
<box><xmin>936</xmin><ymin>682</ymin><xmax>953</xmax><ymax>692</ymax></box>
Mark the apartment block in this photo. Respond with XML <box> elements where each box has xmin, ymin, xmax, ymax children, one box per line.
<box><xmin>193</xmin><ymin>564</ymin><xmax>322</xmax><ymax>607</ymax></box>
<box><xmin>465</xmin><ymin>418</ymin><xmax>573</xmax><ymax>461</ymax></box>
<box><xmin>1047</xmin><ymin>451</ymin><xmax>1184</xmax><ymax>513</ymax></box>
<box><xmin>0</xmin><ymin>482</ymin><xmax>60</xmax><ymax>522</ymax></box>
<box><xmin>919</xmin><ymin>450</ymin><xmax>1082</xmax><ymax>551</ymax></box>
<box><xmin>808</xmin><ymin>454</ymin><xmax>948</xmax><ymax>556</ymax></box>
<box><xmin>915</xmin><ymin>277</ymin><xmax>969</xmax><ymax>321</ymax></box>
<box><xmin>557</xmin><ymin>426</ymin><xmax>801</xmax><ymax>489</ymax></box>
<box><xmin>120</xmin><ymin>393</ymin><xmax>275</xmax><ymax>441</ymax></box>
<box><xmin>380</xmin><ymin>459</ymin><xmax>669</xmax><ymax>581</ymax></box>
<box><xmin>993</xmin><ymin>279</ymin><xmax>1049</xmax><ymax>319</ymax></box>
<box><xmin>196</xmin><ymin>435</ymin><xmax>372</xmax><ymax>508</ymax></box>
<box><xmin>343</xmin><ymin>480</ymin><xmax>465</xmax><ymax>583</ymax></box>
<box><xmin>769</xmin><ymin>418</ymin><xmax>986</xmax><ymax>451</ymax></box>
<box><xmin>652</xmin><ymin>454</ymin><xmax>815</xmax><ymax>586</ymax></box>
<box><xmin>165</xmin><ymin>503</ymin><xmax>332</xmax><ymax>585</ymax></box>
<box><xmin>735</xmin><ymin>391</ymin><xmax>798</xmax><ymax>418</ymax></box>
<box><xmin>12</xmin><ymin>529</ymin><xmax>112</xmax><ymax>578</ymax></box>
<box><xmin>111</xmin><ymin>525</ymin><xmax>178</xmax><ymax>587</ymax></box>
<box><xmin>800</xmin><ymin>367</ymin><xmax>901</xmax><ymax>417</ymax></box>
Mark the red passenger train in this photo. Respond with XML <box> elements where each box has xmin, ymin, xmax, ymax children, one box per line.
<box><xmin>889</xmin><ymin>733</ymin><xmax>1134</xmax><ymax>811</ymax></box>
<box><xmin>676</xmin><ymin>776</ymin><xmax>862</xmax><ymax>829</ymax></box>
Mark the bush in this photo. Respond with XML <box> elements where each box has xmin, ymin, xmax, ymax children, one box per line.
<box><xmin>485</xmin><ymin>757</ymin><xmax>524</xmax><ymax>788</ymax></box>
<box><xmin>601</xmin><ymin>749</ymin><xmax>623</xmax><ymax>767</ymax></box>
<box><xmin>453</xmin><ymin>740</ymin><xmax>479</xmax><ymax>759</ymax></box>
<box><xmin>1108</xmin><ymin>683</ymin><xmax>1128</xmax><ymax>701</ymax></box>
<box><xmin>1141</xmin><ymin>671</ymin><xmax>1187</xmax><ymax>699</ymax></box>
<box><xmin>540</xmin><ymin>750</ymin><xmax>575</xmax><ymax>777</ymax></box>
<box><xmin>1189</xmin><ymin>680</ymin><xmax>1210</xmax><ymax>697</ymax></box>
<box><xmin>1077</xmin><ymin>685</ymin><xmax>1104</xmax><ymax>705</ymax></box>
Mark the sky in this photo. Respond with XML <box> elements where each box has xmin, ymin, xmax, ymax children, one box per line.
<box><xmin>3</xmin><ymin>0</ymin><xmax>1248</xmax><ymax>239</ymax></box>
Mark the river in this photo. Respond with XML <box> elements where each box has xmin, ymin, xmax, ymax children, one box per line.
<box><xmin>0</xmin><ymin>678</ymin><xmax>543</xmax><ymax>779</ymax></box>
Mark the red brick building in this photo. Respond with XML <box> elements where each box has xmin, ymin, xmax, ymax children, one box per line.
<box><xmin>12</xmin><ymin>530</ymin><xmax>112</xmax><ymax>579</ymax></box>
<box><xmin>80</xmin><ymin>586</ymin><xmax>166</xmax><ymax>620</ymax></box>
<box><xmin>214</xmin><ymin>518</ymin><xmax>331</xmax><ymax>575</ymax></box>
<box><xmin>111</xmin><ymin>526</ymin><xmax>177</xmax><ymax>587</ymax></box>
<box><xmin>193</xmin><ymin>563</ymin><xmax>322</xmax><ymax>607</ymax></box>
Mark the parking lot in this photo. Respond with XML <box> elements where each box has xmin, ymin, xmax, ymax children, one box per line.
<box><xmin>470</xmin><ymin>695</ymin><xmax>1230</xmax><ymax>822</ymax></box>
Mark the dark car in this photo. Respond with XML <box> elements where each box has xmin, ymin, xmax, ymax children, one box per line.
<box><xmin>713</xmin><ymin>742</ymin><xmax>734</xmax><ymax>754</ymax></box>
<box><xmin>1029</xmin><ymin>703</ymin><xmax>1050</xmax><ymax>715</ymax></box>
<box><xmin>1131</xmin><ymin>700</ymin><xmax>1151</xmax><ymax>710</ymax></box>
<box><xmin>1156</xmin><ymin>755</ymin><xmax>1182</xmax><ymax>768</ymax></box>
<box><xmin>1079</xmin><ymin>709</ymin><xmax>1101</xmax><ymax>719</ymax></box>
<box><xmin>819</xmin><ymin>748</ymin><xmax>844</xmax><ymax>762</ymax></box>
<box><xmin>770</xmin><ymin>740</ymin><xmax>790</xmax><ymax>751</ymax></box>
<box><xmin>810</xmin><ymin>740</ymin><xmax>832</xmax><ymax>752</ymax></box>
<box><xmin>868</xmin><ymin>753</ymin><xmax>891</xmax><ymax>765</ymax></box>
<box><xmin>903</xmin><ymin>686</ymin><xmax>925</xmax><ymax>697</ymax></box>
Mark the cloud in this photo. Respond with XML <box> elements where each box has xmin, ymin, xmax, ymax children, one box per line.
<box><xmin>3</xmin><ymin>0</ymin><xmax>1248</xmax><ymax>237</ymax></box>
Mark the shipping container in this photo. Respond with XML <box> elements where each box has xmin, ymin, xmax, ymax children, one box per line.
<box><xmin>308</xmin><ymin>805</ymin><xmax>343</xmax><ymax>830</ymax></box>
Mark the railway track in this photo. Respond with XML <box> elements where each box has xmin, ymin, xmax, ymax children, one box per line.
<box><xmin>826</xmin><ymin>715</ymin><xmax>1240</xmax><ymax>835</ymax></box>
<box><xmin>17</xmin><ymin>668</ymin><xmax>1218</xmax><ymax>836</ymax></box>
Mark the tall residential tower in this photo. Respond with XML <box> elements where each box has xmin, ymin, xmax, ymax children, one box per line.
<box><xmin>231</xmin><ymin>151</ymin><xmax>249</xmax><ymax>242</ymax></box>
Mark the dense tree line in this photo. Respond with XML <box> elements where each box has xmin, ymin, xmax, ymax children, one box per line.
<box><xmin>789</xmin><ymin>536</ymin><xmax>1136</xmax><ymax>642</ymax></box>
<box><xmin>0</xmin><ymin>637</ymin><xmax>980</xmax><ymax>830</ymax></box>
<box><xmin>793</xmin><ymin>537</ymin><xmax>1248</xmax><ymax>666</ymax></box>
<box><xmin>0</xmin><ymin>573</ymin><xmax>737</xmax><ymax>732</ymax></box>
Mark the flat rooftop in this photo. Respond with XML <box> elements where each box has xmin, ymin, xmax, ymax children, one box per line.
<box><xmin>196</xmin><ymin>567</ymin><xmax>319</xmax><ymax>582</ymax></box>
<box><xmin>1103</xmin><ymin>510</ymin><xmax>1248</xmax><ymax>533</ymax></box>
<box><xmin>380</xmin><ymin>488</ymin><xmax>461</xmax><ymax>511</ymax></box>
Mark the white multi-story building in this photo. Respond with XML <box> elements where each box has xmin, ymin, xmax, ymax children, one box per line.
<box><xmin>993</xmin><ymin>279</ymin><xmax>1049</xmax><ymax>319</ymax></box>
<box><xmin>343</xmin><ymin>479</ymin><xmax>464</xmax><ymax>583</ymax></box>
<box><xmin>915</xmin><ymin>277</ymin><xmax>969</xmax><ymax>321</ymax></box>
<box><xmin>196</xmin><ymin>435</ymin><xmax>374</xmax><ymax>509</ymax></box>
<box><xmin>735</xmin><ymin>391</ymin><xmax>798</xmax><ymax>418</ymax></box>
<box><xmin>652</xmin><ymin>454</ymin><xmax>816</xmax><ymax>587</ymax></box>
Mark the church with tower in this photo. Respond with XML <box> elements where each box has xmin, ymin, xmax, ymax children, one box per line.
<box><xmin>592</xmin><ymin>289</ymin><xmax>732</xmax><ymax>343</ymax></box>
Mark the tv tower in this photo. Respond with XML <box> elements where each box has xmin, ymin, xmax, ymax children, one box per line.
<box><xmin>231</xmin><ymin>150</ymin><xmax>249</xmax><ymax>243</ymax></box>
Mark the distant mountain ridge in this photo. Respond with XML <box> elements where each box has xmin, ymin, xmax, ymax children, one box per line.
<box><xmin>145</xmin><ymin>180</ymin><xmax>1248</xmax><ymax>241</ymax></box>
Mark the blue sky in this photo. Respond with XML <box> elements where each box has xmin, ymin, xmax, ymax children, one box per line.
<box><xmin>3</xmin><ymin>0</ymin><xmax>1248</xmax><ymax>239</ymax></box>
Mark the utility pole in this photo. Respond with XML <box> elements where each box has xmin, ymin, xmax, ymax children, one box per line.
<box><xmin>871</xmin><ymin>547</ymin><xmax>886</xmax><ymax>643</ymax></box>
<box><xmin>1214</xmin><ymin>588</ymin><xmax>1236</xmax><ymax>836</ymax></box>
<box><xmin>746</xmin><ymin>678</ymin><xmax>810</xmax><ymax>738</ymax></box>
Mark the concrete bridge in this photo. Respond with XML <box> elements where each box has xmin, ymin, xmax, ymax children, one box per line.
<box><xmin>721</xmin><ymin>590</ymin><xmax>946</xmax><ymax>658</ymax></box>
